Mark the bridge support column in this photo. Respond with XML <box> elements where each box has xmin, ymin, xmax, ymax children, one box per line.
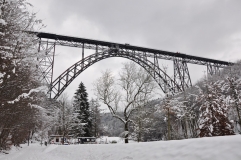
<box><xmin>173</xmin><ymin>58</ymin><xmax>192</xmax><ymax>91</ymax></box>
<box><xmin>207</xmin><ymin>63</ymin><xmax>220</xmax><ymax>76</ymax></box>
<box><xmin>82</xmin><ymin>43</ymin><xmax>84</xmax><ymax>69</ymax></box>
<box><xmin>37</xmin><ymin>39</ymin><xmax>56</xmax><ymax>86</ymax></box>
<box><xmin>154</xmin><ymin>54</ymin><xmax>160</xmax><ymax>78</ymax></box>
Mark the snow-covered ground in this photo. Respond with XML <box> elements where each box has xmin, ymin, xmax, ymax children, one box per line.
<box><xmin>1</xmin><ymin>135</ymin><xmax>241</xmax><ymax>160</ymax></box>
<box><xmin>96</xmin><ymin>136</ymin><xmax>135</xmax><ymax>144</ymax></box>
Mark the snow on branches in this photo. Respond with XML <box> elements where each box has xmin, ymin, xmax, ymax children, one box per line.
<box><xmin>7</xmin><ymin>86</ymin><xmax>48</xmax><ymax>104</ymax></box>
<box><xmin>0</xmin><ymin>0</ymin><xmax>47</xmax><ymax>150</ymax></box>
<box><xmin>197</xmin><ymin>81</ymin><xmax>234</xmax><ymax>137</ymax></box>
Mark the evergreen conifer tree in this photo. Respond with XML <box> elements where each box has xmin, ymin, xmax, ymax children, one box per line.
<box><xmin>0</xmin><ymin>0</ymin><xmax>45</xmax><ymax>150</ymax></box>
<box><xmin>198</xmin><ymin>81</ymin><xmax>234</xmax><ymax>137</ymax></box>
<box><xmin>72</xmin><ymin>82</ymin><xmax>92</xmax><ymax>137</ymax></box>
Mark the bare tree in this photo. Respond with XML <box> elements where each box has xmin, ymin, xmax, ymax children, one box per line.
<box><xmin>94</xmin><ymin>62</ymin><xmax>156</xmax><ymax>143</ymax></box>
<box><xmin>56</xmin><ymin>94</ymin><xmax>77</xmax><ymax>144</ymax></box>
<box><xmin>89</xmin><ymin>98</ymin><xmax>103</xmax><ymax>138</ymax></box>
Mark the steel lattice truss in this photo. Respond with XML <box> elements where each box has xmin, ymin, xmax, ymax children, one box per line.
<box><xmin>50</xmin><ymin>48</ymin><xmax>181</xmax><ymax>99</ymax></box>
<box><xmin>173</xmin><ymin>58</ymin><xmax>192</xmax><ymax>91</ymax></box>
<box><xmin>30</xmin><ymin>32</ymin><xmax>234</xmax><ymax>99</ymax></box>
<box><xmin>37</xmin><ymin>40</ymin><xmax>55</xmax><ymax>85</ymax></box>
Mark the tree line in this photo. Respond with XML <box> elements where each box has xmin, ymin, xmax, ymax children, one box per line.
<box><xmin>94</xmin><ymin>61</ymin><xmax>241</xmax><ymax>143</ymax></box>
<box><xmin>53</xmin><ymin>82</ymin><xmax>103</xmax><ymax>143</ymax></box>
<box><xmin>0</xmin><ymin>0</ymin><xmax>103</xmax><ymax>151</ymax></box>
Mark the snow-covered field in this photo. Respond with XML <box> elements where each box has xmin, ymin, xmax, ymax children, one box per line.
<box><xmin>1</xmin><ymin>135</ymin><xmax>241</xmax><ymax>160</ymax></box>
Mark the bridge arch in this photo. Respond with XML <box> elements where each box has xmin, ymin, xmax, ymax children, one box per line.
<box><xmin>34</xmin><ymin>32</ymin><xmax>233</xmax><ymax>99</ymax></box>
<box><xmin>49</xmin><ymin>49</ymin><xmax>182</xmax><ymax>99</ymax></box>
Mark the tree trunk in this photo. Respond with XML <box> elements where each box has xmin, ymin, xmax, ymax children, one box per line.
<box><xmin>27</xmin><ymin>130</ymin><xmax>31</xmax><ymax>146</ymax></box>
<box><xmin>0</xmin><ymin>128</ymin><xmax>10</xmax><ymax>150</ymax></box>
<box><xmin>167</xmin><ymin>108</ymin><xmax>171</xmax><ymax>140</ymax></box>
<box><xmin>184</xmin><ymin>117</ymin><xmax>188</xmax><ymax>139</ymax></box>
<box><xmin>181</xmin><ymin>120</ymin><xmax>187</xmax><ymax>139</ymax></box>
<box><xmin>235</xmin><ymin>102</ymin><xmax>241</xmax><ymax>130</ymax></box>
<box><xmin>231</xmin><ymin>82</ymin><xmax>241</xmax><ymax>129</ymax></box>
<box><xmin>137</xmin><ymin>117</ymin><xmax>141</xmax><ymax>142</ymax></box>
<box><xmin>125</xmin><ymin>122</ymin><xmax>129</xmax><ymax>143</ymax></box>
<box><xmin>189</xmin><ymin>120</ymin><xmax>194</xmax><ymax>138</ymax></box>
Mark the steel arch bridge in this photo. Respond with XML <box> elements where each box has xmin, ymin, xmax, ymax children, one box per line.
<box><xmin>49</xmin><ymin>49</ymin><xmax>180</xmax><ymax>99</ymax></box>
<box><xmin>32</xmin><ymin>32</ymin><xmax>234</xmax><ymax>99</ymax></box>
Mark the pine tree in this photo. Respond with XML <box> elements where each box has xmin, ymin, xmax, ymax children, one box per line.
<box><xmin>198</xmin><ymin>81</ymin><xmax>234</xmax><ymax>137</ymax></box>
<box><xmin>72</xmin><ymin>82</ymin><xmax>92</xmax><ymax>137</ymax></box>
<box><xmin>0</xmin><ymin>0</ymin><xmax>45</xmax><ymax>150</ymax></box>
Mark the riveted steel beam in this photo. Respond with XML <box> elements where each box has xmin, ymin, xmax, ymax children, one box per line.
<box><xmin>173</xmin><ymin>58</ymin><xmax>192</xmax><ymax>91</ymax></box>
<box><xmin>49</xmin><ymin>49</ymin><xmax>182</xmax><ymax>99</ymax></box>
<box><xmin>37</xmin><ymin>40</ymin><xmax>56</xmax><ymax>87</ymax></box>
<box><xmin>28</xmin><ymin>31</ymin><xmax>234</xmax><ymax>99</ymax></box>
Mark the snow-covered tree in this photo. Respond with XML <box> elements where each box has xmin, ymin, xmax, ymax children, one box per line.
<box><xmin>175</xmin><ymin>93</ymin><xmax>198</xmax><ymax>139</ymax></box>
<box><xmin>224</xmin><ymin>77</ymin><xmax>241</xmax><ymax>131</ymax></box>
<box><xmin>53</xmin><ymin>94</ymin><xmax>80</xmax><ymax>143</ymax></box>
<box><xmin>198</xmin><ymin>81</ymin><xmax>234</xmax><ymax>137</ymax></box>
<box><xmin>72</xmin><ymin>82</ymin><xmax>92</xmax><ymax>137</ymax></box>
<box><xmin>161</xmin><ymin>95</ymin><xmax>183</xmax><ymax>140</ymax></box>
<box><xmin>89</xmin><ymin>98</ymin><xmax>102</xmax><ymax>138</ymax></box>
<box><xmin>94</xmin><ymin>62</ymin><xmax>157</xmax><ymax>143</ymax></box>
<box><xmin>131</xmin><ymin>104</ymin><xmax>157</xmax><ymax>142</ymax></box>
<box><xmin>0</xmin><ymin>0</ymin><xmax>45</xmax><ymax>150</ymax></box>
<box><xmin>35</xmin><ymin>103</ymin><xmax>55</xmax><ymax>145</ymax></box>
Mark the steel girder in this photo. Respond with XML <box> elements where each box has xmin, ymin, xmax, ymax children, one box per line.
<box><xmin>32</xmin><ymin>32</ymin><xmax>234</xmax><ymax>99</ymax></box>
<box><xmin>207</xmin><ymin>63</ymin><xmax>221</xmax><ymax>75</ymax></box>
<box><xmin>173</xmin><ymin>58</ymin><xmax>192</xmax><ymax>91</ymax></box>
<box><xmin>37</xmin><ymin>40</ymin><xmax>55</xmax><ymax>85</ymax></box>
<box><xmin>49</xmin><ymin>48</ymin><xmax>182</xmax><ymax>99</ymax></box>
<box><xmin>38</xmin><ymin>39</ymin><xmax>232</xmax><ymax>84</ymax></box>
<box><xmin>31</xmin><ymin>31</ymin><xmax>233</xmax><ymax>67</ymax></box>
<box><xmin>38</xmin><ymin>39</ymin><xmax>232</xmax><ymax>68</ymax></box>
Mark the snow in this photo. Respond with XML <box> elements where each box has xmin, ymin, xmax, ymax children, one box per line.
<box><xmin>0</xmin><ymin>19</ymin><xmax>6</xmax><ymax>25</ymax></box>
<box><xmin>0</xmin><ymin>72</ymin><xmax>5</xmax><ymax>84</ymax></box>
<box><xmin>12</xmin><ymin>68</ymin><xmax>15</xmax><ymax>74</ymax></box>
<box><xmin>1</xmin><ymin>135</ymin><xmax>241</xmax><ymax>160</ymax></box>
<box><xmin>7</xmin><ymin>86</ymin><xmax>48</xmax><ymax>104</ymax></box>
<box><xmin>0</xmin><ymin>72</ymin><xmax>5</xmax><ymax>78</ymax></box>
<box><xmin>96</xmin><ymin>136</ymin><xmax>130</xmax><ymax>144</ymax></box>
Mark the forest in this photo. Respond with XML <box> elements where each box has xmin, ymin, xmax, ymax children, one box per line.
<box><xmin>97</xmin><ymin>61</ymin><xmax>241</xmax><ymax>142</ymax></box>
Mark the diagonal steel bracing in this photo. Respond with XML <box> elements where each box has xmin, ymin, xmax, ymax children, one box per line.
<box><xmin>207</xmin><ymin>63</ymin><xmax>221</xmax><ymax>75</ymax></box>
<box><xmin>37</xmin><ymin>40</ymin><xmax>55</xmax><ymax>85</ymax></box>
<box><xmin>173</xmin><ymin>58</ymin><xmax>192</xmax><ymax>91</ymax></box>
<box><xmin>49</xmin><ymin>48</ymin><xmax>182</xmax><ymax>99</ymax></box>
<box><xmin>30</xmin><ymin>32</ymin><xmax>234</xmax><ymax>99</ymax></box>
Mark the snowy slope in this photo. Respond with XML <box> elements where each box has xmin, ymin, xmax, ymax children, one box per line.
<box><xmin>1</xmin><ymin>135</ymin><xmax>241</xmax><ymax>160</ymax></box>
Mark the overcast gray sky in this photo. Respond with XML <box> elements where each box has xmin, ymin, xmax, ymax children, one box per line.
<box><xmin>28</xmin><ymin>0</ymin><xmax>241</xmax><ymax>101</ymax></box>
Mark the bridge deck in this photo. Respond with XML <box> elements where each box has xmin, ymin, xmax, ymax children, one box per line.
<box><xmin>31</xmin><ymin>31</ymin><xmax>233</xmax><ymax>66</ymax></box>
